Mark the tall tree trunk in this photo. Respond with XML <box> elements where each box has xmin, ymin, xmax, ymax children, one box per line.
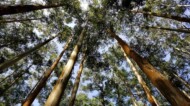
<box><xmin>144</xmin><ymin>26</ymin><xmax>190</xmax><ymax>33</ymax></box>
<box><xmin>124</xmin><ymin>54</ymin><xmax>159</xmax><ymax>106</ymax></box>
<box><xmin>0</xmin><ymin>35</ymin><xmax>58</xmax><ymax>73</ymax></box>
<box><xmin>22</xmin><ymin>36</ymin><xmax>72</xmax><ymax>106</ymax></box>
<box><xmin>0</xmin><ymin>18</ymin><xmax>41</xmax><ymax>23</ymax></box>
<box><xmin>68</xmin><ymin>53</ymin><xmax>86</xmax><ymax>106</ymax></box>
<box><xmin>131</xmin><ymin>10</ymin><xmax>190</xmax><ymax>23</ymax></box>
<box><xmin>0</xmin><ymin>4</ymin><xmax>68</xmax><ymax>16</ymax></box>
<box><xmin>107</xmin><ymin>29</ymin><xmax>190</xmax><ymax>106</ymax></box>
<box><xmin>45</xmin><ymin>29</ymin><xmax>85</xmax><ymax>106</ymax></box>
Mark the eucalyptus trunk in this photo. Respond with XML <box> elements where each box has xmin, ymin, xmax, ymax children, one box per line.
<box><xmin>0</xmin><ymin>18</ymin><xmax>41</xmax><ymax>23</ymax></box>
<box><xmin>45</xmin><ymin>29</ymin><xmax>85</xmax><ymax>106</ymax></box>
<box><xmin>22</xmin><ymin>36</ymin><xmax>72</xmax><ymax>106</ymax></box>
<box><xmin>124</xmin><ymin>55</ymin><xmax>159</xmax><ymax>106</ymax></box>
<box><xmin>145</xmin><ymin>26</ymin><xmax>190</xmax><ymax>33</ymax></box>
<box><xmin>107</xmin><ymin>29</ymin><xmax>190</xmax><ymax>106</ymax></box>
<box><xmin>132</xmin><ymin>10</ymin><xmax>190</xmax><ymax>23</ymax></box>
<box><xmin>0</xmin><ymin>35</ymin><xmax>58</xmax><ymax>73</ymax></box>
<box><xmin>68</xmin><ymin>53</ymin><xmax>86</xmax><ymax>106</ymax></box>
<box><xmin>0</xmin><ymin>4</ymin><xmax>67</xmax><ymax>16</ymax></box>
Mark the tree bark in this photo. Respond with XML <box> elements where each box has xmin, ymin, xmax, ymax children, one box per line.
<box><xmin>124</xmin><ymin>55</ymin><xmax>159</xmax><ymax>106</ymax></box>
<box><xmin>107</xmin><ymin>29</ymin><xmax>190</xmax><ymax>106</ymax></box>
<box><xmin>45</xmin><ymin>29</ymin><xmax>85</xmax><ymax>106</ymax></box>
<box><xmin>68</xmin><ymin>53</ymin><xmax>86</xmax><ymax>106</ymax></box>
<box><xmin>0</xmin><ymin>4</ymin><xmax>67</xmax><ymax>16</ymax></box>
<box><xmin>22</xmin><ymin>36</ymin><xmax>72</xmax><ymax>106</ymax></box>
<box><xmin>0</xmin><ymin>35</ymin><xmax>58</xmax><ymax>73</ymax></box>
<box><xmin>144</xmin><ymin>26</ymin><xmax>190</xmax><ymax>33</ymax></box>
<box><xmin>131</xmin><ymin>10</ymin><xmax>190</xmax><ymax>23</ymax></box>
<box><xmin>0</xmin><ymin>18</ymin><xmax>41</xmax><ymax>23</ymax></box>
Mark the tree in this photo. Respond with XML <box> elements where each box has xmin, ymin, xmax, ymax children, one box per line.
<box><xmin>22</xmin><ymin>35</ymin><xmax>72</xmax><ymax>106</ymax></box>
<box><xmin>68</xmin><ymin>52</ymin><xmax>86</xmax><ymax>106</ymax></box>
<box><xmin>131</xmin><ymin>10</ymin><xmax>190</xmax><ymax>23</ymax></box>
<box><xmin>144</xmin><ymin>26</ymin><xmax>190</xmax><ymax>33</ymax></box>
<box><xmin>107</xmin><ymin>29</ymin><xmax>190</xmax><ymax>106</ymax></box>
<box><xmin>0</xmin><ymin>4</ymin><xmax>67</xmax><ymax>16</ymax></box>
<box><xmin>0</xmin><ymin>35</ymin><xmax>58</xmax><ymax>73</ymax></box>
<box><xmin>45</xmin><ymin>28</ymin><xmax>85</xmax><ymax>106</ymax></box>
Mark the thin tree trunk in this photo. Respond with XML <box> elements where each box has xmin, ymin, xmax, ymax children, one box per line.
<box><xmin>131</xmin><ymin>10</ymin><xmax>190</xmax><ymax>23</ymax></box>
<box><xmin>45</xmin><ymin>29</ymin><xmax>85</xmax><ymax>106</ymax></box>
<box><xmin>172</xmin><ymin>73</ymin><xmax>190</xmax><ymax>90</ymax></box>
<box><xmin>107</xmin><ymin>29</ymin><xmax>190</xmax><ymax>106</ymax></box>
<box><xmin>0</xmin><ymin>65</ymin><xmax>31</xmax><ymax>95</ymax></box>
<box><xmin>124</xmin><ymin>55</ymin><xmax>159</xmax><ymax>106</ymax></box>
<box><xmin>0</xmin><ymin>4</ymin><xmax>68</xmax><ymax>16</ymax></box>
<box><xmin>22</xmin><ymin>36</ymin><xmax>72</xmax><ymax>106</ymax></box>
<box><xmin>0</xmin><ymin>35</ymin><xmax>58</xmax><ymax>73</ymax></box>
<box><xmin>114</xmin><ymin>69</ymin><xmax>138</xmax><ymax>106</ymax></box>
<box><xmin>144</xmin><ymin>26</ymin><xmax>190</xmax><ymax>33</ymax></box>
<box><xmin>0</xmin><ymin>71</ymin><xmax>17</xmax><ymax>84</ymax></box>
<box><xmin>0</xmin><ymin>18</ymin><xmax>41</xmax><ymax>23</ymax></box>
<box><xmin>68</xmin><ymin>53</ymin><xmax>86</xmax><ymax>106</ymax></box>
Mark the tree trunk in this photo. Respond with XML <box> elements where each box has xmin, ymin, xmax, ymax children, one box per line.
<box><xmin>45</xmin><ymin>29</ymin><xmax>85</xmax><ymax>106</ymax></box>
<box><xmin>131</xmin><ymin>10</ymin><xmax>190</xmax><ymax>23</ymax></box>
<box><xmin>22</xmin><ymin>36</ymin><xmax>72</xmax><ymax>106</ymax></box>
<box><xmin>144</xmin><ymin>26</ymin><xmax>190</xmax><ymax>33</ymax></box>
<box><xmin>0</xmin><ymin>18</ymin><xmax>41</xmax><ymax>23</ymax></box>
<box><xmin>0</xmin><ymin>65</ymin><xmax>31</xmax><ymax>95</ymax></box>
<box><xmin>0</xmin><ymin>35</ymin><xmax>58</xmax><ymax>73</ymax></box>
<box><xmin>0</xmin><ymin>4</ymin><xmax>67</xmax><ymax>16</ymax></box>
<box><xmin>116</xmin><ymin>72</ymin><xmax>138</xmax><ymax>106</ymax></box>
<box><xmin>172</xmin><ymin>73</ymin><xmax>190</xmax><ymax>90</ymax></box>
<box><xmin>68</xmin><ymin>53</ymin><xmax>86</xmax><ymax>106</ymax></box>
<box><xmin>124</xmin><ymin>55</ymin><xmax>159</xmax><ymax>106</ymax></box>
<box><xmin>107</xmin><ymin>29</ymin><xmax>190</xmax><ymax>106</ymax></box>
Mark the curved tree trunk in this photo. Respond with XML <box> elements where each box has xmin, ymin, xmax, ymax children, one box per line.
<box><xmin>107</xmin><ymin>29</ymin><xmax>190</xmax><ymax>106</ymax></box>
<box><xmin>68</xmin><ymin>53</ymin><xmax>86</xmax><ymax>106</ymax></box>
<box><xmin>124</xmin><ymin>55</ymin><xmax>159</xmax><ymax>106</ymax></box>
<box><xmin>45</xmin><ymin>29</ymin><xmax>85</xmax><ymax>106</ymax></box>
<box><xmin>0</xmin><ymin>4</ymin><xmax>67</xmax><ymax>16</ymax></box>
<box><xmin>132</xmin><ymin>10</ymin><xmax>190</xmax><ymax>23</ymax></box>
<box><xmin>0</xmin><ymin>35</ymin><xmax>58</xmax><ymax>73</ymax></box>
<box><xmin>22</xmin><ymin>36</ymin><xmax>72</xmax><ymax>106</ymax></box>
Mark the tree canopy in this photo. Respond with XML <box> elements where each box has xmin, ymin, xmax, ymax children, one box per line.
<box><xmin>0</xmin><ymin>0</ymin><xmax>190</xmax><ymax>106</ymax></box>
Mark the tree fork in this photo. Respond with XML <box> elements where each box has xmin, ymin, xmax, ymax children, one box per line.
<box><xmin>107</xmin><ymin>29</ymin><xmax>190</xmax><ymax>106</ymax></box>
